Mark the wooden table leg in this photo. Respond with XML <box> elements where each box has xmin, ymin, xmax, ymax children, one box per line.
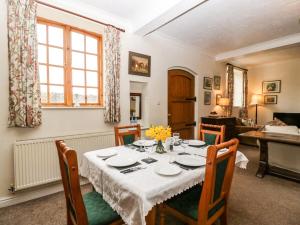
<box><xmin>256</xmin><ymin>140</ymin><xmax>268</xmax><ymax>178</ymax></box>
<box><xmin>146</xmin><ymin>206</ymin><xmax>157</xmax><ymax>225</ymax></box>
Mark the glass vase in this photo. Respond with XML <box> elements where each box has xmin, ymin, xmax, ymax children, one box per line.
<box><xmin>156</xmin><ymin>140</ymin><xmax>166</xmax><ymax>154</ymax></box>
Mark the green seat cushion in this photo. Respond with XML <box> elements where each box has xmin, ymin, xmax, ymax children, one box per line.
<box><xmin>123</xmin><ymin>134</ymin><xmax>135</xmax><ymax>145</ymax></box>
<box><xmin>204</xmin><ymin>133</ymin><xmax>217</xmax><ymax>145</ymax></box>
<box><xmin>166</xmin><ymin>185</ymin><xmax>225</xmax><ymax>220</ymax></box>
<box><xmin>83</xmin><ymin>191</ymin><xmax>120</xmax><ymax>225</ymax></box>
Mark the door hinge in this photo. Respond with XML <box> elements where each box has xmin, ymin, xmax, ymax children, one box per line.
<box><xmin>186</xmin><ymin>121</ymin><xmax>196</xmax><ymax>127</ymax></box>
<box><xmin>185</xmin><ymin>96</ymin><xmax>196</xmax><ymax>101</ymax></box>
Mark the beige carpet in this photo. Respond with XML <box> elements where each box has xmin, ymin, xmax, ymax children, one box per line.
<box><xmin>0</xmin><ymin>145</ymin><xmax>299</xmax><ymax>225</ymax></box>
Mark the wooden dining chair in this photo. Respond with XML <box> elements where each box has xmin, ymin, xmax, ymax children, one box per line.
<box><xmin>114</xmin><ymin>124</ymin><xmax>141</xmax><ymax>146</ymax></box>
<box><xmin>159</xmin><ymin>138</ymin><xmax>239</xmax><ymax>225</ymax></box>
<box><xmin>55</xmin><ymin>140</ymin><xmax>123</xmax><ymax>225</ymax></box>
<box><xmin>198</xmin><ymin>123</ymin><xmax>225</xmax><ymax>145</ymax></box>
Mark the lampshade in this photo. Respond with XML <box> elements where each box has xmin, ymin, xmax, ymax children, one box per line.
<box><xmin>250</xmin><ymin>94</ymin><xmax>263</xmax><ymax>105</ymax></box>
<box><xmin>219</xmin><ymin>97</ymin><xmax>230</xmax><ymax>106</ymax></box>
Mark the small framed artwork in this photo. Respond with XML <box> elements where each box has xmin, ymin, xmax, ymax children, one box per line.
<box><xmin>262</xmin><ymin>80</ymin><xmax>281</xmax><ymax>93</ymax></box>
<box><xmin>213</xmin><ymin>76</ymin><xmax>221</xmax><ymax>90</ymax></box>
<box><xmin>204</xmin><ymin>91</ymin><xmax>211</xmax><ymax>105</ymax></box>
<box><xmin>128</xmin><ymin>51</ymin><xmax>151</xmax><ymax>77</ymax></box>
<box><xmin>203</xmin><ymin>77</ymin><xmax>213</xmax><ymax>90</ymax></box>
<box><xmin>264</xmin><ymin>95</ymin><xmax>278</xmax><ymax>104</ymax></box>
<box><xmin>216</xmin><ymin>94</ymin><xmax>222</xmax><ymax>105</ymax></box>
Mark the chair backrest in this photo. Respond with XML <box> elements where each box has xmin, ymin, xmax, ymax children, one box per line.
<box><xmin>198</xmin><ymin>138</ymin><xmax>239</xmax><ymax>225</ymax></box>
<box><xmin>56</xmin><ymin>140</ymin><xmax>88</xmax><ymax>225</ymax></box>
<box><xmin>114</xmin><ymin>124</ymin><xmax>141</xmax><ymax>146</ymax></box>
<box><xmin>198</xmin><ymin>123</ymin><xmax>225</xmax><ymax>145</ymax></box>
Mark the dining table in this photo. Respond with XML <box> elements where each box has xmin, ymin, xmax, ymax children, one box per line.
<box><xmin>80</xmin><ymin>141</ymin><xmax>249</xmax><ymax>225</ymax></box>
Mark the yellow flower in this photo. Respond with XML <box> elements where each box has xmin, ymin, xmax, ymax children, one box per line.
<box><xmin>145</xmin><ymin>125</ymin><xmax>172</xmax><ymax>142</ymax></box>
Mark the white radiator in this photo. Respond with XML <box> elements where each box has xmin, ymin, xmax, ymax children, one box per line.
<box><xmin>13</xmin><ymin>131</ymin><xmax>115</xmax><ymax>191</ymax></box>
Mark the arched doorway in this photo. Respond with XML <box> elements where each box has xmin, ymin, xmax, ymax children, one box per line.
<box><xmin>168</xmin><ymin>69</ymin><xmax>196</xmax><ymax>139</ymax></box>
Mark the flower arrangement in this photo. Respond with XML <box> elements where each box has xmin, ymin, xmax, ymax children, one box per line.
<box><xmin>145</xmin><ymin>125</ymin><xmax>171</xmax><ymax>154</ymax></box>
<box><xmin>145</xmin><ymin>125</ymin><xmax>172</xmax><ymax>142</ymax></box>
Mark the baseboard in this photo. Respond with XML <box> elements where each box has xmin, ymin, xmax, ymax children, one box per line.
<box><xmin>0</xmin><ymin>179</ymin><xmax>89</xmax><ymax>208</ymax></box>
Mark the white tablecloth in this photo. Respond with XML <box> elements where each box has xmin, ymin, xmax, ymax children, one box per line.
<box><xmin>80</xmin><ymin>145</ymin><xmax>248</xmax><ymax>225</ymax></box>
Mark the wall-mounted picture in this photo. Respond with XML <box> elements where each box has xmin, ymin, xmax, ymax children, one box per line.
<box><xmin>128</xmin><ymin>51</ymin><xmax>151</xmax><ymax>77</ymax></box>
<box><xmin>262</xmin><ymin>80</ymin><xmax>281</xmax><ymax>93</ymax></box>
<box><xmin>203</xmin><ymin>77</ymin><xmax>213</xmax><ymax>90</ymax></box>
<box><xmin>213</xmin><ymin>76</ymin><xmax>221</xmax><ymax>90</ymax></box>
<box><xmin>204</xmin><ymin>91</ymin><xmax>211</xmax><ymax>105</ymax></box>
<box><xmin>264</xmin><ymin>95</ymin><xmax>277</xmax><ymax>104</ymax></box>
<box><xmin>216</xmin><ymin>94</ymin><xmax>222</xmax><ymax>105</ymax></box>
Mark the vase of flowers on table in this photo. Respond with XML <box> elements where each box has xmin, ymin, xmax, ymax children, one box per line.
<box><xmin>145</xmin><ymin>125</ymin><xmax>171</xmax><ymax>154</ymax></box>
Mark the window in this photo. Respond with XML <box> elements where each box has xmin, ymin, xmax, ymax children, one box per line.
<box><xmin>37</xmin><ymin>18</ymin><xmax>103</xmax><ymax>107</ymax></box>
<box><xmin>233</xmin><ymin>69</ymin><xmax>244</xmax><ymax>107</ymax></box>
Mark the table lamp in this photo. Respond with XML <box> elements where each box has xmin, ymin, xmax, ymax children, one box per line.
<box><xmin>219</xmin><ymin>97</ymin><xmax>230</xmax><ymax>117</ymax></box>
<box><xmin>250</xmin><ymin>94</ymin><xmax>263</xmax><ymax>124</ymax></box>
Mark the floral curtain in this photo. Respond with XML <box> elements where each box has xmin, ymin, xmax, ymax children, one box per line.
<box><xmin>226</xmin><ymin>65</ymin><xmax>234</xmax><ymax>116</ymax></box>
<box><xmin>239</xmin><ymin>70</ymin><xmax>248</xmax><ymax>119</ymax></box>
<box><xmin>7</xmin><ymin>0</ymin><xmax>42</xmax><ymax>128</ymax></box>
<box><xmin>104</xmin><ymin>26</ymin><xmax>121</xmax><ymax>123</ymax></box>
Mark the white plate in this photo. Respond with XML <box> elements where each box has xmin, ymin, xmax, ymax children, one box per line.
<box><xmin>175</xmin><ymin>155</ymin><xmax>206</xmax><ymax>167</ymax></box>
<box><xmin>96</xmin><ymin>149</ymin><xmax>118</xmax><ymax>158</ymax></box>
<box><xmin>154</xmin><ymin>163</ymin><xmax>182</xmax><ymax>176</ymax></box>
<box><xmin>188</xmin><ymin>140</ymin><xmax>206</xmax><ymax>147</ymax></box>
<box><xmin>105</xmin><ymin>155</ymin><xmax>137</xmax><ymax>167</ymax></box>
<box><xmin>133</xmin><ymin>140</ymin><xmax>156</xmax><ymax>147</ymax></box>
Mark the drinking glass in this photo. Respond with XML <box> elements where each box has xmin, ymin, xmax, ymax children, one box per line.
<box><xmin>173</xmin><ymin>133</ymin><xmax>180</xmax><ymax>142</ymax></box>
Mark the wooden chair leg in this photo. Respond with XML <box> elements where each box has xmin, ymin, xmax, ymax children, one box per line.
<box><xmin>220</xmin><ymin>210</ymin><xmax>227</xmax><ymax>225</ymax></box>
<box><xmin>159</xmin><ymin>205</ymin><xmax>166</xmax><ymax>225</ymax></box>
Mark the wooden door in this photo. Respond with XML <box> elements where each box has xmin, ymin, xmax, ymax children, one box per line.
<box><xmin>168</xmin><ymin>69</ymin><xmax>196</xmax><ymax>139</ymax></box>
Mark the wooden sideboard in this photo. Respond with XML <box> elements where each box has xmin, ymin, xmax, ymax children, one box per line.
<box><xmin>201</xmin><ymin>117</ymin><xmax>236</xmax><ymax>141</ymax></box>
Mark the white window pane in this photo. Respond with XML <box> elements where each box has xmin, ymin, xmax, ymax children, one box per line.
<box><xmin>49</xmin><ymin>85</ymin><xmax>64</xmax><ymax>103</ymax></box>
<box><xmin>72</xmin><ymin>69</ymin><xmax>85</xmax><ymax>86</ymax></box>
<box><xmin>72</xmin><ymin>52</ymin><xmax>85</xmax><ymax>69</ymax></box>
<box><xmin>71</xmin><ymin>32</ymin><xmax>84</xmax><ymax>51</ymax></box>
<box><xmin>87</xmin><ymin>88</ymin><xmax>98</xmax><ymax>103</ymax></box>
<box><xmin>40</xmin><ymin>84</ymin><xmax>48</xmax><ymax>103</ymax></box>
<box><xmin>48</xmin><ymin>26</ymin><xmax>63</xmax><ymax>47</ymax></box>
<box><xmin>86</xmin><ymin>36</ymin><xmax>97</xmax><ymax>54</ymax></box>
<box><xmin>233</xmin><ymin>69</ymin><xmax>244</xmax><ymax>107</ymax></box>
<box><xmin>73</xmin><ymin>87</ymin><xmax>85</xmax><ymax>103</ymax></box>
<box><xmin>38</xmin><ymin>45</ymin><xmax>47</xmax><ymax>63</ymax></box>
<box><xmin>86</xmin><ymin>54</ymin><xmax>97</xmax><ymax>70</ymax></box>
<box><xmin>39</xmin><ymin>65</ymin><xmax>47</xmax><ymax>83</ymax></box>
<box><xmin>37</xmin><ymin>24</ymin><xmax>46</xmax><ymax>44</ymax></box>
<box><xmin>49</xmin><ymin>66</ymin><xmax>64</xmax><ymax>85</ymax></box>
<box><xmin>49</xmin><ymin>47</ymin><xmax>63</xmax><ymax>66</ymax></box>
<box><xmin>86</xmin><ymin>71</ymin><xmax>98</xmax><ymax>87</ymax></box>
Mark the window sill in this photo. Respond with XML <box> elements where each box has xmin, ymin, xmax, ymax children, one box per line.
<box><xmin>42</xmin><ymin>106</ymin><xmax>105</xmax><ymax>110</ymax></box>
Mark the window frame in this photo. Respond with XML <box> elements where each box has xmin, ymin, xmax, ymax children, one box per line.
<box><xmin>232</xmin><ymin>68</ymin><xmax>244</xmax><ymax>108</ymax></box>
<box><xmin>37</xmin><ymin>17</ymin><xmax>103</xmax><ymax>107</ymax></box>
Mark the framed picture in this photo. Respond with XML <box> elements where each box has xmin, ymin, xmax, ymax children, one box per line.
<box><xmin>262</xmin><ymin>80</ymin><xmax>281</xmax><ymax>93</ymax></box>
<box><xmin>204</xmin><ymin>91</ymin><xmax>211</xmax><ymax>105</ymax></box>
<box><xmin>216</xmin><ymin>94</ymin><xmax>222</xmax><ymax>105</ymax></box>
<box><xmin>203</xmin><ymin>77</ymin><xmax>213</xmax><ymax>90</ymax></box>
<box><xmin>264</xmin><ymin>95</ymin><xmax>277</xmax><ymax>104</ymax></box>
<box><xmin>128</xmin><ymin>51</ymin><xmax>151</xmax><ymax>77</ymax></box>
<box><xmin>213</xmin><ymin>76</ymin><xmax>221</xmax><ymax>90</ymax></box>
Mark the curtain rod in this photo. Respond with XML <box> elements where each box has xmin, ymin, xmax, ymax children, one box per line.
<box><xmin>227</xmin><ymin>63</ymin><xmax>248</xmax><ymax>71</ymax></box>
<box><xmin>36</xmin><ymin>1</ymin><xmax>125</xmax><ymax>32</ymax></box>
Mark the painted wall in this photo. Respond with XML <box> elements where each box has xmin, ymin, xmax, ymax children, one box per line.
<box><xmin>248</xmin><ymin>58</ymin><xmax>300</xmax><ymax>124</ymax></box>
<box><xmin>0</xmin><ymin>1</ymin><xmax>225</xmax><ymax>199</ymax></box>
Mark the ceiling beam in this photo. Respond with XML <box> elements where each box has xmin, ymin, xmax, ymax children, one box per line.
<box><xmin>215</xmin><ymin>33</ymin><xmax>300</xmax><ymax>62</ymax></box>
<box><xmin>134</xmin><ymin>0</ymin><xmax>209</xmax><ymax>36</ymax></box>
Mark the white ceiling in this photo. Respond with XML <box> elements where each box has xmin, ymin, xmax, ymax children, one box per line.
<box><xmin>158</xmin><ymin>0</ymin><xmax>300</xmax><ymax>55</ymax></box>
<box><xmin>44</xmin><ymin>0</ymin><xmax>300</xmax><ymax>63</ymax></box>
<box><xmin>68</xmin><ymin>0</ymin><xmax>183</xmax><ymax>31</ymax></box>
<box><xmin>229</xmin><ymin>44</ymin><xmax>300</xmax><ymax>68</ymax></box>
